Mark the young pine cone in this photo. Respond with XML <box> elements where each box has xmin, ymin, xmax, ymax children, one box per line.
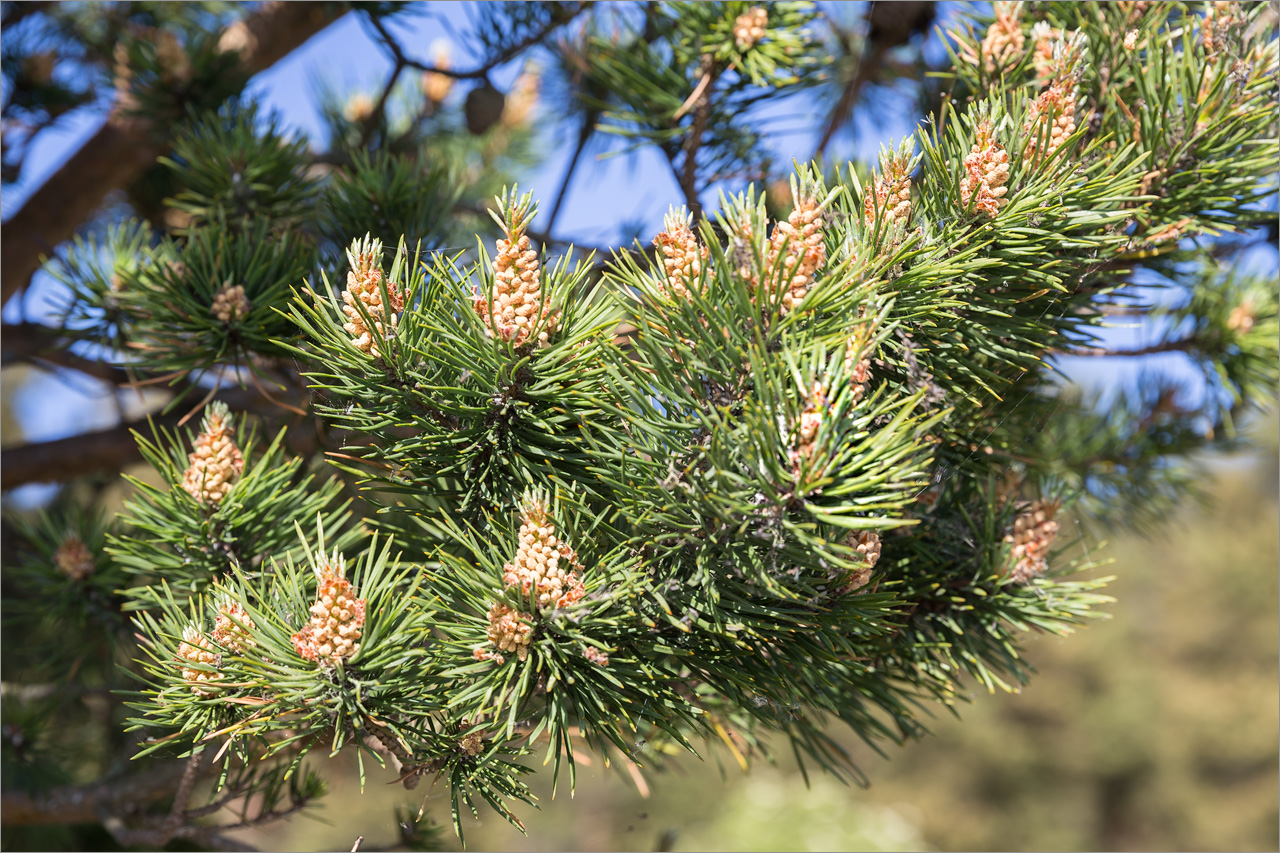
<box><xmin>474</xmin><ymin>190</ymin><xmax>558</xmax><ymax>346</ymax></box>
<box><xmin>181</xmin><ymin>402</ymin><xmax>244</xmax><ymax>507</ymax></box>
<box><xmin>1004</xmin><ymin>500</ymin><xmax>1060</xmax><ymax>583</ymax></box>
<box><xmin>790</xmin><ymin>380</ymin><xmax>827</xmax><ymax>469</ymax></box>
<box><xmin>479</xmin><ymin>601</ymin><xmax>535</xmax><ymax>664</ymax></box>
<box><xmin>459</xmin><ymin>729</ymin><xmax>486</xmax><ymax>757</ymax></box>
<box><xmin>1023</xmin><ymin>80</ymin><xmax>1078</xmax><ymax>163</ymax></box>
<box><xmin>980</xmin><ymin>1</ymin><xmax>1025</xmax><ymax>73</ymax></box>
<box><xmin>767</xmin><ymin>190</ymin><xmax>827</xmax><ymax>314</ymax></box>
<box><xmin>210</xmin><ymin>283</ymin><xmax>251</xmax><ymax>324</ymax></box>
<box><xmin>212</xmin><ymin>594</ymin><xmax>256</xmax><ymax>655</ymax></box>
<box><xmin>476</xmin><ymin>496</ymin><xmax>586</xmax><ymax>665</ymax></box>
<box><xmin>341</xmin><ymin>235</ymin><xmax>402</xmax><ymax>358</ymax></box>
<box><xmin>421</xmin><ymin>41</ymin><xmax>454</xmax><ymax>106</ymax></box>
<box><xmin>734</xmin><ymin>6</ymin><xmax>768</xmax><ymax>50</ymax></box>
<box><xmin>291</xmin><ymin>555</ymin><xmax>366</xmax><ymax>666</ymax></box>
<box><xmin>177</xmin><ymin>625</ymin><xmax>222</xmax><ymax>697</ymax></box>
<box><xmin>502</xmin><ymin>498</ymin><xmax>586</xmax><ymax>611</ymax></box>
<box><xmin>54</xmin><ymin>533</ymin><xmax>95</xmax><ymax>581</ymax></box>
<box><xmin>959</xmin><ymin>118</ymin><xmax>1010</xmax><ymax>218</ymax></box>
<box><xmin>838</xmin><ymin>530</ymin><xmax>882</xmax><ymax>594</ymax></box>
<box><xmin>844</xmin><ymin>322</ymin><xmax>876</xmax><ymax>405</ymax></box>
<box><xmin>653</xmin><ymin>206</ymin><xmax>709</xmax><ymax>301</ymax></box>
<box><xmin>864</xmin><ymin>140</ymin><xmax>914</xmax><ymax>230</ymax></box>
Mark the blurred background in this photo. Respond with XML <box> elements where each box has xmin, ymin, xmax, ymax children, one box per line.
<box><xmin>3</xmin><ymin>2</ymin><xmax>1276</xmax><ymax>851</ymax></box>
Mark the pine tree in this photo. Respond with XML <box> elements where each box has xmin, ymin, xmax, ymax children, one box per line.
<box><xmin>2</xmin><ymin>2</ymin><xmax>1276</xmax><ymax>850</ymax></box>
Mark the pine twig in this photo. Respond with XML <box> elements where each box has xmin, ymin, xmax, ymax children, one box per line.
<box><xmin>543</xmin><ymin>111</ymin><xmax>597</xmax><ymax>240</ymax></box>
<box><xmin>672</xmin><ymin>55</ymin><xmax>717</xmax><ymax>221</ymax></box>
<box><xmin>1053</xmin><ymin>337</ymin><xmax>1205</xmax><ymax>358</ymax></box>
<box><xmin>362</xmin><ymin>4</ymin><xmax>587</xmax><ymax>81</ymax></box>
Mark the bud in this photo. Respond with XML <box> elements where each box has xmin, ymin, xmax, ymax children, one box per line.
<box><xmin>790</xmin><ymin>380</ymin><xmax>827</xmax><ymax>469</ymax></box>
<box><xmin>838</xmin><ymin>530</ymin><xmax>881</xmax><ymax>593</ymax></box>
<box><xmin>1023</xmin><ymin>81</ymin><xmax>1077</xmax><ymax>163</ymax></box>
<box><xmin>1030</xmin><ymin>22</ymin><xmax>1062</xmax><ymax>78</ymax></box>
<box><xmin>459</xmin><ymin>729</ymin><xmax>485</xmax><ymax>756</ymax></box>
<box><xmin>341</xmin><ymin>235</ymin><xmax>402</xmax><ymax>357</ymax></box>
<box><xmin>980</xmin><ymin>1</ymin><xmax>1025</xmax><ymax>73</ymax></box>
<box><xmin>1004</xmin><ymin>500</ymin><xmax>1060</xmax><ymax>583</ymax></box>
<box><xmin>501</xmin><ymin>69</ymin><xmax>540</xmax><ymax>129</ymax></box>
<box><xmin>1202</xmin><ymin>1</ymin><xmax>1240</xmax><ymax>56</ymax></box>
<box><xmin>844</xmin><ymin>322</ymin><xmax>875</xmax><ymax>405</ymax></box>
<box><xmin>502</xmin><ymin>497</ymin><xmax>586</xmax><ymax>611</ymax></box>
<box><xmin>182</xmin><ymin>402</ymin><xmax>245</xmax><ymax>507</ymax></box>
<box><xmin>853</xmin><ymin>530</ymin><xmax>881</xmax><ymax>568</ymax></box>
<box><xmin>291</xmin><ymin>554</ymin><xmax>366</xmax><ymax>665</ymax></box>
<box><xmin>177</xmin><ymin>624</ymin><xmax>222</xmax><ymax>696</ymax></box>
<box><xmin>54</xmin><ymin>533</ymin><xmax>94</xmax><ymax>581</ymax></box>
<box><xmin>154</xmin><ymin>29</ymin><xmax>191</xmax><ymax>86</ymax></box>
<box><xmin>211</xmin><ymin>283</ymin><xmax>251</xmax><ymax>324</ymax></box>
<box><xmin>1227</xmin><ymin>299</ymin><xmax>1256</xmax><ymax>335</ymax></box>
<box><xmin>865</xmin><ymin>139</ymin><xmax>915</xmax><ymax>230</ymax></box>
<box><xmin>474</xmin><ymin>190</ymin><xmax>558</xmax><ymax>346</ymax></box>
<box><xmin>1024</xmin><ymin>33</ymin><xmax>1084</xmax><ymax>165</ymax></box>
<box><xmin>421</xmin><ymin>41</ymin><xmax>454</xmax><ymax>105</ymax></box>
<box><xmin>653</xmin><ymin>206</ymin><xmax>709</xmax><ymax>301</ymax></box>
<box><xmin>475</xmin><ymin>496</ymin><xmax>587</xmax><ymax>665</ymax></box>
<box><xmin>959</xmin><ymin>117</ymin><xmax>1010</xmax><ymax>219</ymax></box>
<box><xmin>734</xmin><ymin>6</ymin><xmax>769</xmax><ymax>50</ymax></box>
<box><xmin>478</xmin><ymin>601</ymin><xmax>535</xmax><ymax>664</ymax></box>
<box><xmin>766</xmin><ymin>181</ymin><xmax>827</xmax><ymax>314</ymax></box>
<box><xmin>212</xmin><ymin>594</ymin><xmax>257</xmax><ymax>655</ymax></box>
<box><xmin>343</xmin><ymin>93</ymin><xmax>374</xmax><ymax>124</ymax></box>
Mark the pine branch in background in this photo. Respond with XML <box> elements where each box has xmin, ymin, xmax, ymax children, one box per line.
<box><xmin>571</xmin><ymin>1</ymin><xmax>828</xmax><ymax>216</ymax></box>
<box><xmin>0</xmin><ymin>1</ymin><xmax>344</xmax><ymax>304</ymax></box>
<box><xmin>1</xmin><ymin>2</ymin><xmax>1276</xmax><ymax>850</ymax></box>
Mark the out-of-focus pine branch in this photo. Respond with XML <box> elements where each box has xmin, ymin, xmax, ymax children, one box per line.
<box><xmin>0</xmin><ymin>1</ymin><xmax>344</xmax><ymax>306</ymax></box>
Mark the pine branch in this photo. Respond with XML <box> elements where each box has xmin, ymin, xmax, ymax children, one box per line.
<box><xmin>24</xmin><ymin>351</ymin><xmax>135</xmax><ymax>386</ymax></box>
<box><xmin>1</xmin><ymin>322</ymin><xmax>134</xmax><ymax>383</ymax></box>
<box><xmin>356</xmin><ymin>60</ymin><xmax>405</xmax><ymax>151</ymax></box>
<box><xmin>0</xmin><ymin>321</ymin><xmax>66</xmax><ymax>365</ymax></box>
<box><xmin>813</xmin><ymin>1</ymin><xmax>935</xmax><ymax>160</ymax></box>
<box><xmin>0</xmin><ymin>1</ymin><xmax>344</xmax><ymax>306</ymax></box>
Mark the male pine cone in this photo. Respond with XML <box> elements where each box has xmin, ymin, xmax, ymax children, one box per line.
<box><xmin>291</xmin><ymin>555</ymin><xmax>366</xmax><ymax>665</ymax></box>
<box><xmin>182</xmin><ymin>402</ymin><xmax>244</xmax><ymax>507</ymax></box>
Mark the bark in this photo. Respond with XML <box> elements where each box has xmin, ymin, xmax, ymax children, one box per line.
<box><xmin>2</xmin><ymin>414</ymin><xmax>173</xmax><ymax>490</ymax></box>
<box><xmin>2</xmin><ymin>322</ymin><xmax>137</xmax><ymax>383</ymax></box>
<box><xmin>0</xmin><ymin>385</ymin><xmax>276</xmax><ymax>490</ymax></box>
<box><xmin>0</xmin><ymin>2</ymin><xmax>345</xmax><ymax>306</ymax></box>
<box><xmin>0</xmin><ymin>760</ymin><xmax>190</xmax><ymax>826</ymax></box>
